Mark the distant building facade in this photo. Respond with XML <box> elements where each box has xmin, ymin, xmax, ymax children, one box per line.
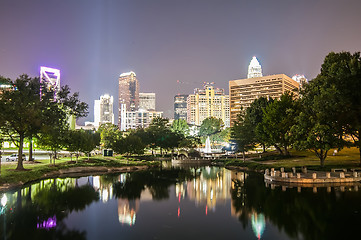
<box><xmin>139</xmin><ymin>92</ymin><xmax>156</xmax><ymax>111</ymax></box>
<box><xmin>187</xmin><ymin>84</ymin><xmax>230</xmax><ymax>127</ymax></box>
<box><xmin>121</xmin><ymin>108</ymin><xmax>163</xmax><ymax>130</ymax></box>
<box><xmin>118</xmin><ymin>71</ymin><xmax>139</xmax><ymax>129</ymax></box>
<box><xmin>94</xmin><ymin>94</ymin><xmax>114</xmax><ymax>127</ymax></box>
<box><xmin>229</xmin><ymin>57</ymin><xmax>299</xmax><ymax>125</ymax></box>
<box><xmin>174</xmin><ymin>94</ymin><xmax>188</xmax><ymax>120</ymax></box>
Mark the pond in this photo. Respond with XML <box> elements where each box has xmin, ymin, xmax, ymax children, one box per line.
<box><xmin>1</xmin><ymin>166</ymin><xmax>361</xmax><ymax>240</ymax></box>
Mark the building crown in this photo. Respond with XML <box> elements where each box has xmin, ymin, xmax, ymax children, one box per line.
<box><xmin>247</xmin><ymin>56</ymin><xmax>263</xmax><ymax>78</ymax></box>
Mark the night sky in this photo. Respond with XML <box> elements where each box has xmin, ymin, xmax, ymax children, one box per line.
<box><xmin>1</xmin><ymin>0</ymin><xmax>360</xmax><ymax>123</ymax></box>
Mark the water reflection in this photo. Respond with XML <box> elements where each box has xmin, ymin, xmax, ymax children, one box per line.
<box><xmin>230</xmin><ymin>171</ymin><xmax>361</xmax><ymax>240</ymax></box>
<box><xmin>1</xmin><ymin>167</ymin><xmax>361</xmax><ymax>240</ymax></box>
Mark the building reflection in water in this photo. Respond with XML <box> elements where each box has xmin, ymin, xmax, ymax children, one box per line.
<box><xmin>252</xmin><ymin>213</ymin><xmax>266</xmax><ymax>240</ymax></box>
<box><xmin>117</xmin><ymin>198</ymin><xmax>139</xmax><ymax>226</ymax></box>
<box><xmin>230</xmin><ymin>171</ymin><xmax>266</xmax><ymax>239</ymax></box>
<box><xmin>4</xmin><ymin>167</ymin><xmax>266</xmax><ymax>235</ymax></box>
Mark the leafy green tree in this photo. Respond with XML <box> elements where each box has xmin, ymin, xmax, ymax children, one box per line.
<box><xmin>199</xmin><ymin>117</ymin><xmax>223</xmax><ymax>137</ymax></box>
<box><xmin>316</xmin><ymin>51</ymin><xmax>361</xmax><ymax>163</ymax></box>
<box><xmin>97</xmin><ymin>123</ymin><xmax>120</xmax><ymax>149</ymax></box>
<box><xmin>246</xmin><ymin>97</ymin><xmax>273</xmax><ymax>152</ymax></box>
<box><xmin>171</xmin><ymin>119</ymin><xmax>189</xmax><ymax>136</ymax></box>
<box><xmin>291</xmin><ymin>79</ymin><xmax>346</xmax><ymax>167</ymax></box>
<box><xmin>0</xmin><ymin>75</ymin><xmax>45</xmax><ymax>170</ymax></box>
<box><xmin>65</xmin><ymin>130</ymin><xmax>100</xmax><ymax>161</ymax></box>
<box><xmin>231</xmin><ymin>111</ymin><xmax>255</xmax><ymax>161</ymax></box>
<box><xmin>259</xmin><ymin>93</ymin><xmax>300</xmax><ymax>155</ymax></box>
<box><xmin>79</xmin><ymin>130</ymin><xmax>100</xmax><ymax>160</ymax></box>
<box><xmin>112</xmin><ymin>134</ymin><xmax>145</xmax><ymax>155</ymax></box>
<box><xmin>38</xmin><ymin>87</ymin><xmax>88</xmax><ymax>165</ymax></box>
<box><xmin>199</xmin><ymin>117</ymin><xmax>226</xmax><ymax>146</ymax></box>
<box><xmin>146</xmin><ymin>117</ymin><xmax>170</xmax><ymax>155</ymax></box>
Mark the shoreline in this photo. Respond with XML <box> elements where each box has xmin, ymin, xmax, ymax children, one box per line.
<box><xmin>0</xmin><ymin>165</ymin><xmax>151</xmax><ymax>193</ymax></box>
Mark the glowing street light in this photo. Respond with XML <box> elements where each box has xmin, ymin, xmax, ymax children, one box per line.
<box><xmin>1</xmin><ymin>194</ymin><xmax>6</xmax><ymax>207</ymax></box>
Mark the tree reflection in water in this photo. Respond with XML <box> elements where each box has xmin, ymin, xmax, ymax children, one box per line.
<box><xmin>231</xmin><ymin>172</ymin><xmax>361</xmax><ymax>240</ymax></box>
<box><xmin>113</xmin><ymin>168</ymin><xmax>195</xmax><ymax>200</ymax></box>
<box><xmin>0</xmin><ymin>178</ymin><xmax>99</xmax><ymax>240</ymax></box>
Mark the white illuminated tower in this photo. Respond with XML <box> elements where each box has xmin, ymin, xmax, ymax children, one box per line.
<box><xmin>40</xmin><ymin>66</ymin><xmax>61</xmax><ymax>94</ymax></box>
<box><xmin>292</xmin><ymin>74</ymin><xmax>308</xmax><ymax>88</ymax></box>
<box><xmin>247</xmin><ymin>56</ymin><xmax>263</xmax><ymax>78</ymax></box>
<box><xmin>94</xmin><ymin>94</ymin><xmax>114</xmax><ymax>127</ymax></box>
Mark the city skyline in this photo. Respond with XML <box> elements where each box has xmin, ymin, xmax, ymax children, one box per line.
<box><xmin>1</xmin><ymin>0</ymin><xmax>360</xmax><ymax>123</ymax></box>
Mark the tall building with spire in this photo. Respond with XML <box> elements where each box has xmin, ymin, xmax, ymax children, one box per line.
<box><xmin>247</xmin><ymin>56</ymin><xmax>263</xmax><ymax>78</ymax></box>
<box><xmin>118</xmin><ymin>71</ymin><xmax>139</xmax><ymax>129</ymax></box>
<box><xmin>229</xmin><ymin>56</ymin><xmax>299</xmax><ymax>125</ymax></box>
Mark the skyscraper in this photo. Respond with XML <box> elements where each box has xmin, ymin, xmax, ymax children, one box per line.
<box><xmin>118</xmin><ymin>71</ymin><xmax>139</xmax><ymax>129</ymax></box>
<box><xmin>139</xmin><ymin>92</ymin><xmax>156</xmax><ymax>110</ymax></box>
<box><xmin>40</xmin><ymin>66</ymin><xmax>60</xmax><ymax>94</ymax></box>
<box><xmin>229</xmin><ymin>57</ymin><xmax>299</xmax><ymax>125</ymax></box>
<box><xmin>292</xmin><ymin>74</ymin><xmax>308</xmax><ymax>89</ymax></box>
<box><xmin>94</xmin><ymin>94</ymin><xmax>114</xmax><ymax>127</ymax></box>
<box><xmin>247</xmin><ymin>56</ymin><xmax>263</xmax><ymax>79</ymax></box>
<box><xmin>187</xmin><ymin>84</ymin><xmax>230</xmax><ymax>127</ymax></box>
<box><xmin>174</xmin><ymin>94</ymin><xmax>188</xmax><ymax>120</ymax></box>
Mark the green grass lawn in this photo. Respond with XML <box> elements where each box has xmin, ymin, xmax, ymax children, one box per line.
<box><xmin>0</xmin><ymin>155</ymin><xmax>158</xmax><ymax>185</ymax></box>
<box><xmin>224</xmin><ymin>147</ymin><xmax>361</xmax><ymax>171</ymax></box>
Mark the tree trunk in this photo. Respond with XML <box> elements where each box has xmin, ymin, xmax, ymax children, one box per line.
<box><xmin>283</xmin><ymin>146</ymin><xmax>290</xmax><ymax>156</ymax></box>
<box><xmin>320</xmin><ymin>155</ymin><xmax>325</xmax><ymax>168</ymax></box>
<box><xmin>242</xmin><ymin>151</ymin><xmax>246</xmax><ymax>162</ymax></box>
<box><xmin>16</xmin><ymin>134</ymin><xmax>25</xmax><ymax>170</ymax></box>
<box><xmin>274</xmin><ymin>145</ymin><xmax>283</xmax><ymax>155</ymax></box>
<box><xmin>53</xmin><ymin>150</ymin><xmax>57</xmax><ymax>166</ymax></box>
<box><xmin>29</xmin><ymin>137</ymin><xmax>33</xmax><ymax>161</ymax></box>
<box><xmin>262</xmin><ymin>144</ymin><xmax>266</xmax><ymax>153</ymax></box>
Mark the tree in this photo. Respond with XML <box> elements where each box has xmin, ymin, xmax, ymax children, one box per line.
<box><xmin>246</xmin><ymin>97</ymin><xmax>273</xmax><ymax>152</ymax></box>
<box><xmin>231</xmin><ymin>111</ymin><xmax>255</xmax><ymax>161</ymax></box>
<box><xmin>64</xmin><ymin>130</ymin><xmax>100</xmax><ymax>162</ymax></box>
<box><xmin>199</xmin><ymin>117</ymin><xmax>223</xmax><ymax>137</ymax></box>
<box><xmin>315</xmin><ymin>51</ymin><xmax>361</xmax><ymax>163</ymax></box>
<box><xmin>79</xmin><ymin>130</ymin><xmax>100</xmax><ymax>160</ymax></box>
<box><xmin>0</xmin><ymin>74</ymin><xmax>88</xmax><ymax>169</ymax></box>
<box><xmin>291</xmin><ymin>79</ymin><xmax>347</xmax><ymax>166</ymax></box>
<box><xmin>199</xmin><ymin>117</ymin><xmax>225</xmax><ymax>146</ymax></box>
<box><xmin>0</xmin><ymin>75</ymin><xmax>44</xmax><ymax>170</ymax></box>
<box><xmin>97</xmin><ymin>123</ymin><xmax>119</xmax><ymax>149</ymax></box>
<box><xmin>37</xmin><ymin>85</ymin><xmax>88</xmax><ymax>165</ymax></box>
<box><xmin>171</xmin><ymin>119</ymin><xmax>189</xmax><ymax>136</ymax></box>
<box><xmin>146</xmin><ymin>117</ymin><xmax>170</xmax><ymax>155</ymax></box>
<box><xmin>112</xmin><ymin>134</ymin><xmax>145</xmax><ymax>155</ymax></box>
<box><xmin>259</xmin><ymin>93</ymin><xmax>300</xmax><ymax>156</ymax></box>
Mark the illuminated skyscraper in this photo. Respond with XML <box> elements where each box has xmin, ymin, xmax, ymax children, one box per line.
<box><xmin>40</xmin><ymin>66</ymin><xmax>60</xmax><ymax>94</ymax></box>
<box><xmin>292</xmin><ymin>74</ymin><xmax>308</xmax><ymax>89</ymax></box>
<box><xmin>187</xmin><ymin>84</ymin><xmax>230</xmax><ymax>127</ymax></box>
<box><xmin>94</xmin><ymin>94</ymin><xmax>114</xmax><ymax>127</ymax></box>
<box><xmin>139</xmin><ymin>92</ymin><xmax>156</xmax><ymax>110</ymax></box>
<box><xmin>247</xmin><ymin>56</ymin><xmax>263</xmax><ymax>78</ymax></box>
<box><xmin>230</xmin><ymin>56</ymin><xmax>300</xmax><ymax>125</ymax></box>
<box><xmin>118</xmin><ymin>71</ymin><xmax>139</xmax><ymax>129</ymax></box>
<box><xmin>174</xmin><ymin>94</ymin><xmax>188</xmax><ymax>120</ymax></box>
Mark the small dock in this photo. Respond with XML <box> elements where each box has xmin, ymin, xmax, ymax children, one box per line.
<box><xmin>264</xmin><ymin>167</ymin><xmax>361</xmax><ymax>184</ymax></box>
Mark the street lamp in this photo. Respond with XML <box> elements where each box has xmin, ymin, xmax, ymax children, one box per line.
<box><xmin>0</xmin><ymin>194</ymin><xmax>6</xmax><ymax>207</ymax></box>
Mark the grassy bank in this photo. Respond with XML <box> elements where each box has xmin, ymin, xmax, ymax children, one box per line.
<box><xmin>0</xmin><ymin>155</ymin><xmax>159</xmax><ymax>185</ymax></box>
<box><xmin>221</xmin><ymin>147</ymin><xmax>361</xmax><ymax>172</ymax></box>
